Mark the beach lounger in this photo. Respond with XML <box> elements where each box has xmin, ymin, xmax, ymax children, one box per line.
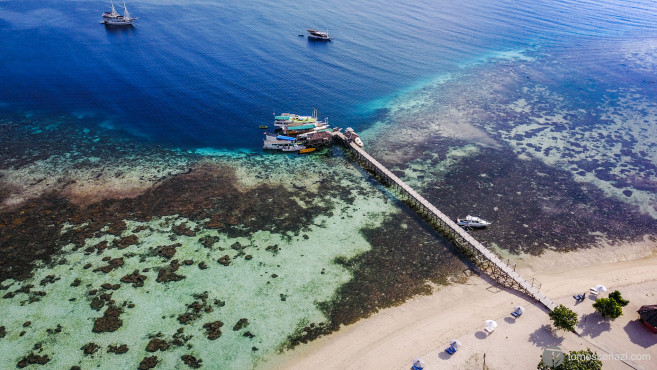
<box><xmin>411</xmin><ymin>366</ymin><xmax>423</xmax><ymax>370</ymax></box>
<box><xmin>511</xmin><ymin>311</ymin><xmax>519</xmax><ymax>317</ymax></box>
<box><xmin>573</xmin><ymin>294</ymin><xmax>582</xmax><ymax>301</ymax></box>
<box><xmin>589</xmin><ymin>288</ymin><xmax>598</xmax><ymax>295</ymax></box>
<box><xmin>445</xmin><ymin>346</ymin><xmax>456</xmax><ymax>354</ymax></box>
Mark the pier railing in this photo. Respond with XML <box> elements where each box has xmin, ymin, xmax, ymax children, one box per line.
<box><xmin>334</xmin><ymin>133</ymin><xmax>556</xmax><ymax>311</ymax></box>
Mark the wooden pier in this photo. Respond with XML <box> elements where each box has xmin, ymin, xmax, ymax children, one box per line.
<box><xmin>333</xmin><ymin>133</ymin><xmax>557</xmax><ymax>311</ymax></box>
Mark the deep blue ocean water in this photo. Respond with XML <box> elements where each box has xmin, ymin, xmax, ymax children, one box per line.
<box><xmin>1</xmin><ymin>0</ymin><xmax>656</xmax><ymax>150</ymax></box>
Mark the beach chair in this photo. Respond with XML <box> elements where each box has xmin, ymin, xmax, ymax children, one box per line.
<box><xmin>445</xmin><ymin>346</ymin><xmax>456</xmax><ymax>355</ymax></box>
<box><xmin>411</xmin><ymin>366</ymin><xmax>423</xmax><ymax>370</ymax></box>
<box><xmin>511</xmin><ymin>311</ymin><xmax>519</xmax><ymax>317</ymax></box>
<box><xmin>573</xmin><ymin>294</ymin><xmax>582</xmax><ymax>301</ymax></box>
<box><xmin>589</xmin><ymin>288</ymin><xmax>598</xmax><ymax>296</ymax></box>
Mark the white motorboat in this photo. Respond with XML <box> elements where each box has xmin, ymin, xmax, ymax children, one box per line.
<box><xmin>456</xmin><ymin>215</ymin><xmax>491</xmax><ymax>228</ymax></box>
<box><xmin>307</xmin><ymin>28</ymin><xmax>331</xmax><ymax>41</ymax></box>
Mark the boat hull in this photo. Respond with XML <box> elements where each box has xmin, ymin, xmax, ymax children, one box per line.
<box><xmin>101</xmin><ymin>20</ymin><xmax>135</xmax><ymax>26</ymax></box>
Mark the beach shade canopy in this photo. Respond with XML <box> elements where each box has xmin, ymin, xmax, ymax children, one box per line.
<box><xmin>450</xmin><ymin>339</ymin><xmax>462</xmax><ymax>349</ymax></box>
<box><xmin>514</xmin><ymin>306</ymin><xmax>526</xmax><ymax>314</ymax></box>
<box><xmin>412</xmin><ymin>358</ymin><xmax>425</xmax><ymax>368</ymax></box>
<box><xmin>485</xmin><ymin>320</ymin><xmax>497</xmax><ymax>332</ymax></box>
<box><xmin>595</xmin><ymin>285</ymin><xmax>608</xmax><ymax>292</ymax></box>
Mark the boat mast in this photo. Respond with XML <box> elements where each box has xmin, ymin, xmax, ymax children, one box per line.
<box><xmin>123</xmin><ymin>2</ymin><xmax>130</xmax><ymax>20</ymax></box>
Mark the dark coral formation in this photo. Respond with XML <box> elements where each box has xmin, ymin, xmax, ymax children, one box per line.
<box><xmin>412</xmin><ymin>141</ymin><xmax>657</xmax><ymax>254</ymax></box>
<box><xmin>107</xmin><ymin>344</ymin><xmax>129</xmax><ymax>354</ymax></box>
<box><xmin>173</xmin><ymin>223</ymin><xmax>196</xmax><ymax>237</ymax></box>
<box><xmin>217</xmin><ymin>255</ymin><xmax>230</xmax><ymax>266</ymax></box>
<box><xmin>232</xmin><ymin>318</ymin><xmax>249</xmax><ymax>331</ymax></box>
<box><xmin>177</xmin><ymin>292</ymin><xmax>215</xmax><ymax>325</ymax></box>
<box><xmin>93</xmin><ymin>258</ymin><xmax>124</xmax><ymax>274</ymax></box>
<box><xmin>92</xmin><ymin>305</ymin><xmax>123</xmax><ymax>333</ymax></box>
<box><xmin>198</xmin><ymin>235</ymin><xmax>219</xmax><ymax>249</ymax></box>
<box><xmin>146</xmin><ymin>338</ymin><xmax>169</xmax><ymax>352</ymax></box>
<box><xmin>154</xmin><ymin>243</ymin><xmax>181</xmax><ymax>260</ymax></box>
<box><xmin>139</xmin><ymin>356</ymin><xmax>158</xmax><ymax>370</ymax></box>
<box><xmin>156</xmin><ymin>260</ymin><xmax>186</xmax><ymax>283</ymax></box>
<box><xmin>181</xmin><ymin>354</ymin><xmax>202</xmax><ymax>368</ymax></box>
<box><xmin>113</xmin><ymin>234</ymin><xmax>139</xmax><ymax>249</ymax></box>
<box><xmin>16</xmin><ymin>353</ymin><xmax>50</xmax><ymax>368</ymax></box>
<box><xmin>81</xmin><ymin>342</ymin><xmax>100</xmax><ymax>355</ymax></box>
<box><xmin>202</xmin><ymin>321</ymin><xmax>223</xmax><ymax>340</ymax></box>
<box><xmin>120</xmin><ymin>270</ymin><xmax>147</xmax><ymax>287</ymax></box>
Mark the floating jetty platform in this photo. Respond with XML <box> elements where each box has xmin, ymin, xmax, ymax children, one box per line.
<box><xmin>263</xmin><ymin>112</ymin><xmax>556</xmax><ymax>310</ymax></box>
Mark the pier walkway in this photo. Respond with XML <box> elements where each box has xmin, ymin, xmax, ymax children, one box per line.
<box><xmin>334</xmin><ymin>133</ymin><xmax>556</xmax><ymax>311</ymax></box>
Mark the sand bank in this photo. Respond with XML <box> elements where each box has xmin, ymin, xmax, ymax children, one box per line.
<box><xmin>265</xmin><ymin>238</ymin><xmax>657</xmax><ymax>370</ymax></box>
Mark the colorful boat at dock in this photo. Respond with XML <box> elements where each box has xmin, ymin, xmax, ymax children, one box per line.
<box><xmin>264</xmin><ymin>112</ymin><xmax>364</xmax><ymax>152</ymax></box>
<box><xmin>274</xmin><ymin>109</ymin><xmax>330</xmax><ymax>136</ymax></box>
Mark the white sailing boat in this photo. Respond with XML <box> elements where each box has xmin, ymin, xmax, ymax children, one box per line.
<box><xmin>100</xmin><ymin>3</ymin><xmax>138</xmax><ymax>26</ymax></box>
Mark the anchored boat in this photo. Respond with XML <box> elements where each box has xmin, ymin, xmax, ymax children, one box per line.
<box><xmin>456</xmin><ymin>215</ymin><xmax>491</xmax><ymax>228</ymax></box>
<box><xmin>262</xmin><ymin>133</ymin><xmax>306</xmax><ymax>152</ymax></box>
<box><xmin>100</xmin><ymin>2</ymin><xmax>138</xmax><ymax>26</ymax></box>
<box><xmin>307</xmin><ymin>28</ymin><xmax>331</xmax><ymax>41</ymax></box>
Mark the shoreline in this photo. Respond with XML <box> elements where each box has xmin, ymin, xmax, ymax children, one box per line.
<box><xmin>263</xmin><ymin>238</ymin><xmax>657</xmax><ymax>369</ymax></box>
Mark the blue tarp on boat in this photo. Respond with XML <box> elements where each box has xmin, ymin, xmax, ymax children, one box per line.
<box><xmin>277</xmin><ymin>135</ymin><xmax>296</xmax><ymax>141</ymax></box>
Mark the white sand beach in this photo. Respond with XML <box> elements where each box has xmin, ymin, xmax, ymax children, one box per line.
<box><xmin>265</xmin><ymin>238</ymin><xmax>657</xmax><ymax>370</ymax></box>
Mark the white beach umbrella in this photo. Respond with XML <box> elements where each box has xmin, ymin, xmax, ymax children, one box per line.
<box><xmin>450</xmin><ymin>339</ymin><xmax>462</xmax><ymax>349</ymax></box>
<box><xmin>412</xmin><ymin>358</ymin><xmax>425</xmax><ymax>368</ymax></box>
<box><xmin>595</xmin><ymin>285</ymin><xmax>608</xmax><ymax>292</ymax></box>
<box><xmin>485</xmin><ymin>319</ymin><xmax>497</xmax><ymax>332</ymax></box>
<box><xmin>514</xmin><ymin>305</ymin><xmax>526</xmax><ymax>314</ymax></box>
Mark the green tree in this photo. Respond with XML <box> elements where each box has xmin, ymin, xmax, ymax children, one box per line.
<box><xmin>538</xmin><ymin>348</ymin><xmax>602</xmax><ymax>370</ymax></box>
<box><xmin>548</xmin><ymin>304</ymin><xmax>578</xmax><ymax>332</ymax></box>
<box><xmin>608</xmin><ymin>290</ymin><xmax>629</xmax><ymax>307</ymax></box>
<box><xmin>593</xmin><ymin>297</ymin><xmax>623</xmax><ymax>318</ymax></box>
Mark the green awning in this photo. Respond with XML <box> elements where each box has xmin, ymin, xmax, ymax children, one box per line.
<box><xmin>287</xmin><ymin>124</ymin><xmax>315</xmax><ymax>130</ymax></box>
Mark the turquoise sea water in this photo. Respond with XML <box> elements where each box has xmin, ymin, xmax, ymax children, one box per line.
<box><xmin>2</xmin><ymin>0</ymin><xmax>657</xmax><ymax>368</ymax></box>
